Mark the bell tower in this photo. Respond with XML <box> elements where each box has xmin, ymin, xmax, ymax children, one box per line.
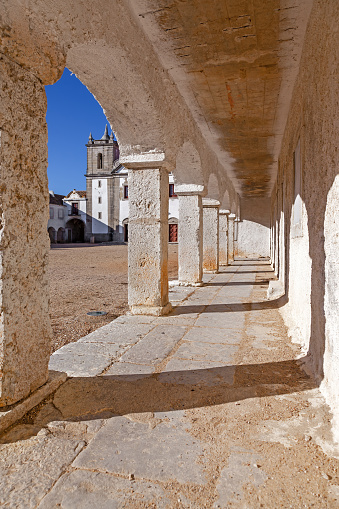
<box><xmin>85</xmin><ymin>125</ymin><xmax>119</xmax><ymax>242</ymax></box>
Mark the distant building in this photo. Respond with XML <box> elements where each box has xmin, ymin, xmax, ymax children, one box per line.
<box><xmin>48</xmin><ymin>126</ymin><xmax>179</xmax><ymax>244</ymax></box>
<box><xmin>48</xmin><ymin>192</ymin><xmax>67</xmax><ymax>243</ymax></box>
<box><xmin>84</xmin><ymin>126</ymin><xmax>178</xmax><ymax>243</ymax></box>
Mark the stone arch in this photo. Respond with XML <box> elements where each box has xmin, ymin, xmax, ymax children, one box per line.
<box><xmin>57</xmin><ymin>227</ymin><xmax>65</xmax><ymax>243</ymax></box>
<box><xmin>206</xmin><ymin>173</ymin><xmax>220</xmax><ymax>201</ymax></box>
<box><xmin>173</xmin><ymin>141</ymin><xmax>203</xmax><ymax>186</ymax></box>
<box><xmin>221</xmin><ymin>189</ymin><xmax>231</xmax><ymax>210</ymax></box>
<box><xmin>48</xmin><ymin>227</ymin><xmax>56</xmax><ymax>244</ymax></box>
<box><xmin>66</xmin><ymin>218</ymin><xmax>85</xmax><ymax>243</ymax></box>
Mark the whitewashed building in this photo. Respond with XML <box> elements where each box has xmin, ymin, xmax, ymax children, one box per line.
<box><xmin>84</xmin><ymin>126</ymin><xmax>179</xmax><ymax>243</ymax></box>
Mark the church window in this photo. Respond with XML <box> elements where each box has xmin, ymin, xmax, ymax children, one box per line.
<box><xmin>98</xmin><ymin>197</ymin><xmax>102</xmax><ymax>204</ymax></box>
<box><xmin>98</xmin><ymin>212</ymin><xmax>102</xmax><ymax>220</ymax></box>
<box><xmin>124</xmin><ymin>185</ymin><xmax>128</xmax><ymax>199</ymax></box>
<box><xmin>98</xmin><ymin>180</ymin><xmax>102</xmax><ymax>188</ymax></box>
<box><xmin>97</xmin><ymin>153</ymin><xmax>103</xmax><ymax>169</ymax></box>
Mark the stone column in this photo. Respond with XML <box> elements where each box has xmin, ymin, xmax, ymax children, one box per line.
<box><xmin>176</xmin><ymin>184</ymin><xmax>205</xmax><ymax>286</ymax></box>
<box><xmin>126</xmin><ymin>161</ymin><xmax>172</xmax><ymax>315</ymax></box>
<box><xmin>228</xmin><ymin>213</ymin><xmax>236</xmax><ymax>263</ymax></box>
<box><xmin>203</xmin><ymin>198</ymin><xmax>220</xmax><ymax>273</ymax></box>
<box><xmin>219</xmin><ymin>209</ymin><xmax>230</xmax><ymax>266</ymax></box>
<box><xmin>0</xmin><ymin>57</ymin><xmax>52</xmax><ymax>406</ymax></box>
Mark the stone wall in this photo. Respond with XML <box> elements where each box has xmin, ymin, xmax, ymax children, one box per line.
<box><xmin>237</xmin><ymin>198</ymin><xmax>270</xmax><ymax>258</ymax></box>
<box><xmin>273</xmin><ymin>1</ymin><xmax>339</xmax><ymax>435</ymax></box>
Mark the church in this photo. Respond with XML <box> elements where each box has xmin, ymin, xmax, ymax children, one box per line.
<box><xmin>48</xmin><ymin>126</ymin><xmax>179</xmax><ymax>243</ymax></box>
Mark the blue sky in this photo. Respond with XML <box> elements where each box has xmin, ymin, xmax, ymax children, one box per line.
<box><xmin>46</xmin><ymin>68</ymin><xmax>111</xmax><ymax>196</ymax></box>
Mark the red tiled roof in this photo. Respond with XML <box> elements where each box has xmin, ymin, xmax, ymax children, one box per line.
<box><xmin>64</xmin><ymin>190</ymin><xmax>87</xmax><ymax>199</ymax></box>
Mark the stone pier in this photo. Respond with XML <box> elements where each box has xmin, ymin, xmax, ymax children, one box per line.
<box><xmin>202</xmin><ymin>198</ymin><xmax>220</xmax><ymax>273</ymax></box>
<box><xmin>177</xmin><ymin>185</ymin><xmax>205</xmax><ymax>286</ymax></box>
<box><xmin>228</xmin><ymin>213</ymin><xmax>236</xmax><ymax>263</ymax></box>
<box><xmin>126</xmin><ymin>161</ymin><xmax>172</xmax><ymax>316</ymax></box>
<box><xmin>219</xmin><ymin>209</ymin><xmax>230</xmax><ymax>266</ymax></box>
<box><xmin>0</xmin><ymin>57</ymin><xmax>52</xmax><ymax>406</ymax></box>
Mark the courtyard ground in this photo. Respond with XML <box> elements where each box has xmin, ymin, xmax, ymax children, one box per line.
<box><xmin>1</xmin><ymin>260</ymin><xmax>339</xmax><ymax>507</ymax></box>
<box><xmin>48</xmin><ymin>243</ymin><xmax>178</xmax><ymax>352</ymax></box>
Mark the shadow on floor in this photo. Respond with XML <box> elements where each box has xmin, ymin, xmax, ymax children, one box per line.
<box><xmin>2</xmin><ymin>357</ymin><xmax>315</xmax><ymax>444</ymax></box>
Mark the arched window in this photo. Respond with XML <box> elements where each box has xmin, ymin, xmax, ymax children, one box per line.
<box><xmin>97</xmin><ymin>153</ymin><xmax>103</xmax><ymax>169</ymax></box>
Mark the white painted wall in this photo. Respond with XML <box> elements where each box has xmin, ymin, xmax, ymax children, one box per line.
<box><xmin>237</xmin><ymin>198</ymin><xmax>270</xmax><ymax>258</ymax></box>
<box><xmin>92</xmin><ymin>178</ymin><xmax>108</xmax><ymax>234</ymax></box>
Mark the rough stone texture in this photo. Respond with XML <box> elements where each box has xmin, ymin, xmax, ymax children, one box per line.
<box><xmin>177</xmin><ymin>189</ymin><xmax>204</xmax><ymax>285</ymax></box>
<box><xmin>0</xmin><ymin>430</ymin><xmax>84</xmax><ymax>508</ymax></box>
<box><xmin>38</xmin><ymin>470</ymin><xmax>171</xmax><ymax>509</ymax></box>
<box><xmin>0</xmin><ymin>371</ymin><xmax>66</xmax><ymax>434</ymax></box>
<box><xmin>219</xmin><ymin>209</ymin><xmax>229</xmax><ymax>266</ymax></box>
<box><xmin>0</xmin><ymin>55</ymin><xmax>52</xmax><ymax>406</ymax></box>
<box><xmin>73</xmin><ymin>416</ymin><xmax>207</xmax><ymax>484</ymax></box>
<box><xmin>202</xmin><ymin>199</ymin><xmax>220</xmax><ymax>272</ymax></box>
<box><xmin>120</xmin><ymin>325</ymin><xmax>188</xmax><ymax>365</ymax></box>
<box><xmin>127</xmin><ymin>166</ymin><xmax>171</xmax><ymax>315</ymax></box>
<box><xmin>270</xmin><ymin>1</ymin><xmax>339</xmax><ymax>438</ymax></box>
<box><xmin>227</xmin><ymin>214</ymin><xmax>236</xmax><ymax>263</ymax></box>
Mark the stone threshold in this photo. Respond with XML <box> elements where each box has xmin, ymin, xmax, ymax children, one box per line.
<box><xmin>0</xmin><ymin>370</ymin><xmax>67</xmax><ymax>435</ymax></box>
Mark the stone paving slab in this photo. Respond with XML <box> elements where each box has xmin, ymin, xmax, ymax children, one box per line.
<box><xmin>120</xmin><ymin>325</ymin><xmax>188</xmax><ymax>365</ymax></box>
<box><xmin>159</xmin><ymin>358</ymin><xmax>236</xmax><ymax>386</ymax></box>
<box><xmin>77</xmin><ymin>323</ymin><xmax>155</xmax><ymax>345</ymax></box>
<box><xmin>38</xmin><ymin>469</ymin><xmax>171</xmax><ymax>509</ymax></box>
<box><xmin>0</xmin><ymin>430</ymin><xmax>85</xmax><ymax>509</ymax></box>
<box><xmin>183</xmin><ymin>326</ymin><xmax>243</xmax><ymax>345</ymax></box>
<box><xmin>172</xmin><ymin>340</ymin><xmax>238</xmax><ymax>363</ymax></box>
<box><xmin>73</xmin><ymin>416</ymin><xmax>207</xmax><ymax>485</ymax></box>
<box><xmin>49</xmin><ymin>342</ymin><xmax>127</xmax><ymax>377</ymax></box>
<box><xmin>195</xmin><ymin>309</ymin><xmax>246</xmax><ymax>329</ymax></box>
<box><xmin>214</xmin><ymin>449</ymin><xmax>267</xmax><ymax>508</ymax></box>
<box><xmin>104</xmin><ymin>362</ymin><xmax>155</xmax><ymax>380</ymax></box>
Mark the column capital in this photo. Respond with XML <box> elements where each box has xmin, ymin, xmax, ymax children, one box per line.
<box><xmin>120</xmin><ymin>151</ymin><xmax>170</xmax><ymax>171</ymax></box>
<box><xmin>229</xmin><ymin>213</ymin><xmax>236</xmax><ymax>220</ymax></box>
<box><xmin>202</xmin><ymin>198</ymin><xmax>220</xmax><ymax>208</ymax></box>
<box><xmin>175</xmin><ymin>184</ymin><xmax>206</xmax><ymax>196</ymax></box>
<box><xmin>219</xmin><ymin>209</ymin><xmax>230</xmax><ymax>215</ymax></box>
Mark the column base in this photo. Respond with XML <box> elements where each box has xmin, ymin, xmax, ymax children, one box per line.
<box><xmin>203</xmin><ymin>270</ymin><xmax>219</xmax><ymax>274</ymax></box>
<box><xmin>219</xmin><ymin>263</ymin><xmax>229</xmax><ymax>267</ymax></box>
<box><xmin>178</xmin><ymin>280</ymin><xmax>204</xmax><ymax>287</ymax></box>
<box><xmin>130</xmin><ymin>302</ymin><xmax>172</xmax><ymax>316</ymax></box>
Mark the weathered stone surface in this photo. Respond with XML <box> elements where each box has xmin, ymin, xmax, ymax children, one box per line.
<box><xmin>38</xmin><ymin>469</ymin><xmax>171</xmax><ymax>509</ymax></box>
<box><xmin>159</xmin><ymin>358</ymin><xmax>236</xmax><ymax>386</ymax></box>
<box><xmin>127</xmin><ymin>166</ymin><xmax>171</xmax><ymax>316</ymax></box>
<box><xmin>0</xmin><ymin>431</ymin><xmax>84</xmax><ymax>508</ymax></box>
<box><xmin>219</xmin><ymin>209</ymin><xmax>229</xmax><ymax>266</ymax></box>
<box><xmin>104</xmin><ymin>362</ymin><xmax>155</xmax><ymax>380</ymax></box>
<box><xmin>203</xmin><ymin>199</ymin><xmax>220</xmax><ymax>273</ymax></box>
<box><xmin>172</xmin><ymin>340</ymin><xmax>238</xmax><ymax>363</ymax></box>
<box><xmin>77</xmin><ymin>323</ymin><xmax>155</xmax><ymax>345</ymax></box>
<box><xmin>73</xmin><ymin>416</ymin><xmax>207</xmax><ymax>484</ymax></box>
<box><xmin>183</xmin><ymin>326</ymin><xmax>242</xmax><ymax>345</ymax></box>
<box><xmin>0</xmin><ymin>56</ymin><xmax>52</xmax><ymax>406</ymax></box>
<box><xmin>214</xmin><ymin>450</ymin><xmax>267</xmax><ymax>507</ymax></box>
<box><xmin>0</xmin><ymin>371</ymin><xmax>66</xmax><ymax>434</ymax></box>
<box><xmin>120</xmin><ymin>325</ymin><xmax>188</xmax><ymax>365</ymax></box>
<box><xmin>49</xmin><ymin>342</ymin><xmax>126</xmax><ymax>377</ymax></box>
<box><xmin>195</xmin><ymin>309</ymin><xmax>245</xmax><ymax>329</ymax></box>
<box><xmin>177</xmin><ymin>190</ymin><xmax>204</xmax><ymax>285</ymax></box>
